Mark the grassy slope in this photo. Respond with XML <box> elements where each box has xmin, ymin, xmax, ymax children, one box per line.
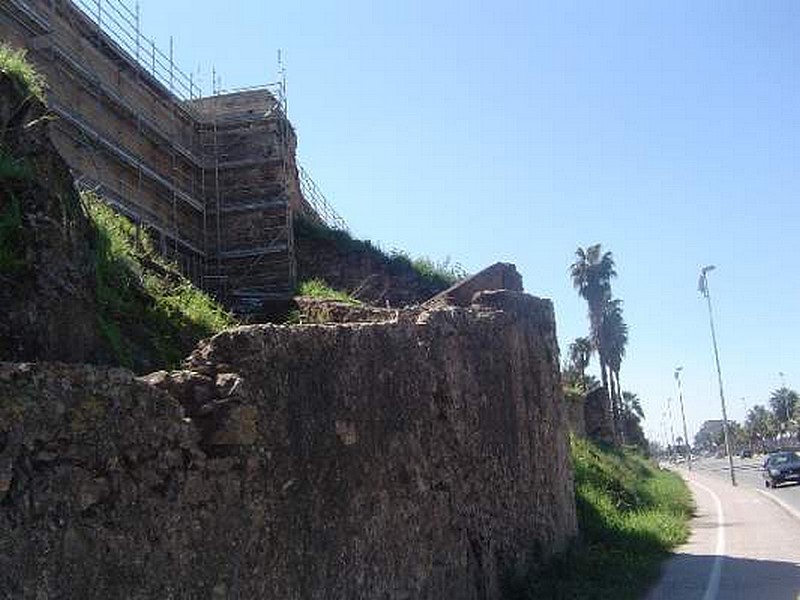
<box><xmin>0</xmin><ymin>45</ymin><xmax>38</xmax><ymax>274</ymax></box>
<box><xmin>87</xmin><ymin>194</ymin><xmax>236</xmax><ymax>372</ymax></box>
<box><xmin>1</xmin><ymin>45</ymin><xmax>234</xmax><ymax>371</ymax></box>
<box><xmin>295</xmin><ymin>216</ymin><xmax>466</xmax><ymax>290</ymax></box>
<box><xmin>508</xmin><ymin>437</ymin><xmax>693</xmax><ymax>600</ymax></box>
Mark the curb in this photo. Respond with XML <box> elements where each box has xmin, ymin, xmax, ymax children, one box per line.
<box><xmin>756</xmin><ymin>488</ymin><xmax>800</xmax><ymax>523</ymax></box>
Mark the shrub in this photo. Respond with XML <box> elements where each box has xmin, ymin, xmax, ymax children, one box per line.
<box><xmin>297</xmin><ymin>278</ymin><xmax>360</xmax><ymax>305</ymax></box>
<box><xmin>387</xmin><ymin>249</ymin><xmax>465</xmax><ymax>287</ymax></box>
<box><xmin>0</xmin><ymin>43</ymin><xmax>46</xmax><ymax>101</ymax></box>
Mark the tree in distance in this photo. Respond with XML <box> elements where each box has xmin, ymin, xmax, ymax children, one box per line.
<box><xmin>769</xmin><ymin>387</ymin><xmax>799</xmax><ymax>430</ymax></box>
<box><xmin>566</xmin><ymin>336</ymin><xmax>593</xmax><ymax>392</ymax></box>
<box><xmin>570</xmin><ymin>244</ymin><xmax>633</xmax><ymax>440</ymax></box>
<box><xmin>600</xmin><ymin>298</ymin><xmax>629</xmax><ymax>436</ymax></box>
<box><xmin>745</xmin><ymin>404</ymin><xmax>778</xmax><ymax>453</ymax></box>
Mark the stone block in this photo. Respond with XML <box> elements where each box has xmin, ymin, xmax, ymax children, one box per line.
<box><xmin>423</xmin><ymin>262</ymin><xmax>523</xmax><ymax>308</ymax></box>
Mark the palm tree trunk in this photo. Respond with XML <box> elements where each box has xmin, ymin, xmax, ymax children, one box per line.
<box><xmin>599</xmin><ymin>354</ymin><xmax>616</xmax><ymax>440</ymax></box>
<box><xmin>608</xmin><ymin>365</ymin><xmax>621</xmax><ymax>445</ymax></box>
<box><xmin>614</xmin><ymin>369</ymin><xmax>625</xmax><ymax>445</ymax></box>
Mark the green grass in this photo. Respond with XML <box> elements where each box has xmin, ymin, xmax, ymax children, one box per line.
<box><xmin>387</xmin><ymin>249</ymin><xmax>467</xmax><ymax>288</ymax></box>
<box><xmin>506</xmin><ymin>437</ymin><xmax>693</xmax><ymax>600</ymax></box>
<box><xmin>413</xmin><ymin>256</ymin><xmax>466</xmax><ymax>287</ymax></box>
<box><xmin>297</xmin><ymin>278</ymin><xmax>361</xmax><ymax>305</ymax></box>
<box><xmin>86</xmin><ymin>194</ymin><xmax>235</xmax><ymax>371</ymax></box>
<box><xmin>0</xmin><ymin>43</ymin><xmax>46</xmax><ymax>101</ymax></box>
<box><xmin>0</xmin><ymin>47</ymin><xmax>231</xmax><ymax>369</ymax></box>
<box><xmin>0</xmin><ymin>46</ymin><xmax>39</xmax><ymax>274</ymax></box>
<box><xmin>295</xmin><ymin>216</ymin><xmax>466</xmax><ymax>289</ymax></box>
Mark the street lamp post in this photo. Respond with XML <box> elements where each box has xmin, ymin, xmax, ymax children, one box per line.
<box><xmin>666</xmin><ymin>397</ymin><xmax>677</xmax><ymax>453</ymax></box>
<box><xmin>661</xmin><ymin>398</ymin><xmax>675</xmax><ymax>462</ymax></box>
<box><xmin>698</xmin><ymin>265</ymin><xmax>736</xmax><ymax>486</ymax></box>
<box><xmin>674</xmin><ymin>367</ymin><xmax>692</xmax><ymax>471</ymax></box>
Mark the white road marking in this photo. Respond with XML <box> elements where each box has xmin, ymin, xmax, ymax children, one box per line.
<box><xmin>756</xmin><ymin>488</ymin><xmax>800</xmax><ymax>523</ymax></box>
<box><xmin>691</xmin><ymin>478</ymin><xmax>725</xmax><ymax>600</ymax></box>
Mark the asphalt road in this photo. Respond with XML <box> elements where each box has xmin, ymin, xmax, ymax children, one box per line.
<box><xmin>692</xmin><ymin>455</ymin><xmax>800</xmax><ymax>514</ymax></box>
<box><xmin>645</xmin><ymin>458</ymin><xmax>800</xmax><ymax>600</ymax></box>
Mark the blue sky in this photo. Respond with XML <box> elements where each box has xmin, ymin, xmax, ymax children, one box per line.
<box><xmin>134</xmin><ymin>0</ymin><xmax>799</xmax><ymax>441</ymax></box>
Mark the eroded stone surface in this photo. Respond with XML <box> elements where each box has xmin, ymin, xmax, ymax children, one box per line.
<box><xmin>293</xmin><ymin>297</ymin><xmax>400</xmax><ymax>324</ymax></box>
<box><xmin>584</xmin><ymin>386</ymin><xmax>615</xmax><ymax>445</ymax></box>
<box><xmin>0</xmin><ymin>292</ymin><xmax>576</xmax><ymax>599</ymax></box>
<box><xmin>423</xmin><ymin>262</ymin><xmax>524</xmax><ymax>309</ymax></box>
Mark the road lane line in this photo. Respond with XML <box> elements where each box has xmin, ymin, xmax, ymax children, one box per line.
<box><xmin>691</xmin><ymin>478</ymin><xmax>725</xmax><ymax>600</ymax></box>
<box><xmin>756</xmin><ymin>488</ymin><xmax>800</xmax><ymax>523</ymax></box>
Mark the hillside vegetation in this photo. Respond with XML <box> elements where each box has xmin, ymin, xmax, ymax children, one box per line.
<box><xmin>0</xmin><ymin>43</ymin><xmax>45</xmax><ymax>100</ymax></box>
<box><xmin>0</xmin><ymin>46</ymin><xmax>37</xmax><ymax>273</ymax></box>
<box><xmin>507</xmin><ymin>438</ymin><xmax>692</xmax><ymax>599</ymax></box>
<box><xmin>295</xmin><ymin>216</ymin><xmax>466</xmax><ymax>290</ymax></box>
<box><xmin>1</xmin><ymin>45</ymin><xmax>234</xmax><ymax>372</ymax></box>
<box><xmin>296</xmin><ymin>278</ymin><xmax>361</xmax><ymax>305</ymax></box>
<box><xmin>87</xmin><ymin>195</ymin><xmax>236</xmax><ymax>372</ymax></box>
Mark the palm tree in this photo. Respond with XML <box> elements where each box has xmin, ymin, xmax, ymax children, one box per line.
<box><xmin>745</xmin><ymin>404</ymin><xmax>777</xmax><ymax>452</ymax></box>
<box><xmin>769</xmin><ymin>387</ymin><xmax>799</xmax><ymax>431</ymax></box>
<box><xmin>569</xmin><ymin>244</ymin><xmax>617</xmax><ymax>403</ymax></box>
<box><xmin>568</xmin><ymin>337</ymin><xmax>593</xmax><ymax>391</ymax></box>
<box><xmin>621</xmin><ymin>391</ymin><xmax>644</xmax><ymax>421</ymax></box>
<box><xmin>620</xmin><ymin>391</ymin><xmax>646</xmax><ymax>449</ymax></box>
<box><xmin>600</xmin><ymin>298</ymin><xmax>628</xmax><ymax>435</ymax></box>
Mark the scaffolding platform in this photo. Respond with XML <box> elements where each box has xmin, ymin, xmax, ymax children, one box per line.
<box><xmin>0</xmin><ymin>0</ymin><xmax>348</xmax><ymax>315</ymax></box>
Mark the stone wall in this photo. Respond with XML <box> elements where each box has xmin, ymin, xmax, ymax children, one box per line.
<box><xmin>564</xmin><ymin>388</ymin><xmax>586</xmax><ymax>437</ymax></box>
<box><xmin>584</xmin><ymin>387</ymin><xmax>615</xmax><ymax>445</ymax></box>
<box><xmin>423</xmin><ymin>262</ymin><xmax>523</xmax><ymax>308</ymax></box>
<box><xmin>0</xmin><ymin>290</ymin><xmax>577</xmax><ymax>600</ymax></box>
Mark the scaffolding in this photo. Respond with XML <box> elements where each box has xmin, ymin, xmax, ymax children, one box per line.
<box><xmin>196</xmin><ymin>80</ymin><xmax>297</xmax><ymax>313</ymax></box>
<box><xmin>69</xmin><ymin>0</ymin><xmax>204</xmax><ymax>102</ymax></box>
<box><xmin>0</xmin><ymin>0</ymin><xmax>348</xmax><ymax>313</ymax></box>
<box><xmin>1</xmin><ymin>0</ymin><xmax>207</xmax><ymax>276</ymax></box>
<box><xmin>298</xmin><ymin>165</ymin><xmax>349</xmax><ymax>232</ymax></box>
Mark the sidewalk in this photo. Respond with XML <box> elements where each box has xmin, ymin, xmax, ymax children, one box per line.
<box><xmin>645</xmin><ymin>469</ymin><xmax>800</xmax><ymax>600</ymax></box>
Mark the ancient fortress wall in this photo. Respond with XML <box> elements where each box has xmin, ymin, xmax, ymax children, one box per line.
<box><xmin>0</xmin><ymin>291</ymin><xmax>577</xmax><ymax>599</ymax></box>
<box><xmin>0</xmin><ymin>0</ymin><xmax>341</xmax><ymax>311</ymax></box>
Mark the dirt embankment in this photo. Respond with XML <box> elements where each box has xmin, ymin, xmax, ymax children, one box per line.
<box><xmin>0</xmin><ymin>71</ymin><xmax>102</xmax><ymax>363</ymax></box>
